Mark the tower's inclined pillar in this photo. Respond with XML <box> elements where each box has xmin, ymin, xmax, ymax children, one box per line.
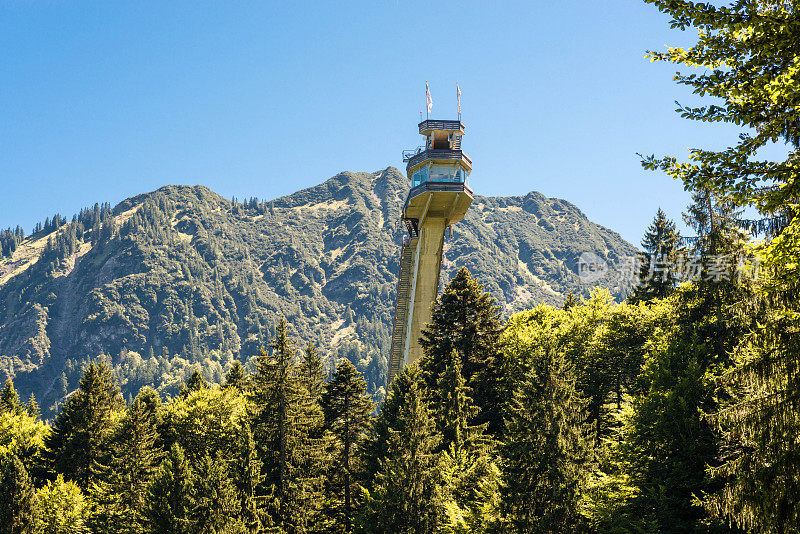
<box><xmin>387</xmin><ymin>118</ymin><xmax>473</xmax><ymax>387</ymax></box>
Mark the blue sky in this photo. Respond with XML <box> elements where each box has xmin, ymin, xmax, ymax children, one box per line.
<box><xmin>0</xmin><ymin>1</ymin><xmax>746</xmax><ymax>245</ymax></box>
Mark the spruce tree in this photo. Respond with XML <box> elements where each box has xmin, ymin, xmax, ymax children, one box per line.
<box><xmin>182</xmin><ymin>368</ymin><xmax>208</xmax><ymax>397</ymax></box>
<box><xmin>431</xmin><ymin>350</ymin><xmax>488</xmax><ymax>456</ymax></box>
<box><xmin>320</xmin><ymin>358</ymin><xmax>374</xmax><ymax>532</ymax></box>
<box><xmin>362</xmin><ymin>366</ymin><xmax>443</xmax><ymax>533</ymax></box>
<box><xmin>224</xmin><ymin>360</ymin><xmax>250</xmax><ymax>392</ymax></box>
<box><xmin>46</xmin><ymin>359</ymin><xmax>124</xmax><ymax>488</ymax></box>
<box><xmin>250</xmin><ymin>317</ymin><xmax>324</xmax><ymax>533</ymax></box>
<box><xmin>92</xmin><ymin>395</ymin><xmax>163</xmax><ymax>533</ymax></box>
<box><xmin>25</xmin><ymin>394</ymin><xmax>39</xmax><ymax>419</ymax></box>
<box><xmin>233</xmin><ymin>423</ymin><xmax>267</xmax><ymax>534</ymax></box>
<box><xmin>0</xmin><ymin>452</ymin><xmax>34</xmax><ymax>534</ymax></box>
<box><xmin>431</xmin><ymin>351</ymin><xmax>499</xmax><ymax>531</ymax></box>
<box><xmin>0</xmin><ymin>380</ymin><xmax>23</xmax><ymax>416</ymax></box>
<box><xmin>299</xmin><ymin>343</ymin><xmax>325</xmax><ymax>403</ymax></box>
<box><xmin>144</xmin><ymin>443</ymin><xmax>194</xmax><ymax>534</ymax></box>
<box><xmin>629</xmin><ymin>208</ymin><xmax>681</xmax><ymax>303</ymax></box>
<box><xmin>361</xmin><ymin>360</ymin><xmax>417</xmax><ymax>483</ymax></box>
<box><xmin>499</xmin><ymin>342</ymin><xmax>591</xmax><ymax>532</ymax></box>
<box><xmin>191</xmin><ymin>453</ymin><xmax>246</xmax><ymax>534</ymax></box>
<box><xmin>420</xmin><ymin>267</ymin><xmax>505</xmax><ymax>435</ymax></box>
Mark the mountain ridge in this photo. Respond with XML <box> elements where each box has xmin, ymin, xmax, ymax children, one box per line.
<box><xmin>0</xmin><ymin>167</ymin><xmax>636</xmax><ymax>413</ymax></box>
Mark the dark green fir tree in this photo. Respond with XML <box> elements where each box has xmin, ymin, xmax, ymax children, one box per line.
<box><xmin>629</xmin><ymin>208</ymin><xmax>681</xmax><ymax>303</ymax></box>
<box><xmin>0</xmin><ymin>453</ymin><xmax>35</xmax><ymax>534</ymax></box>
<box><xmin>499</xmin><ymin>342</ymin><xmax>592</xmax><ymax>532</ymax></box>
<box><xmin>224</xmin><ymin>360</ymin><xmax>250</xmax><ymax>392</ymax></box>
<box><xmin>46</xmin><ymin>359</ymin><xmax>124</xmax><ymax>488</ymax></box>
<box><xmin>320</xmin><ymin>358</ymin><xmax>374</xmax><ymax>532</ymax></box>
<box><xmin>420</xmin><ymin>267</ymin><xmax>505</xmax><ymax>436</ymax></box>
<box><xmin>362</xmin><ymin>366</ymin><xmax>443</xmax><ymax>533</ymax></box>
<box><xmin>250</xmin><ymin>316</ymin><xmax>325</xmax><ymax>533</ymax></box>
<box><xmin>145</xmin><ymin>443</ymin><xmax>194</xmax><ymax>534</ymax></box>
<box><xmin>0</xmin><ymin>380</ymin><xmax>23</xmax><ymax>416</ymax></box>
<box><xmin>181</xmin><ymin>368</ymin><xmax>209</xmax><ymax>397</ymax></box>
<box><xmin>92</xmin><ymin>394</ymin><xmax>164</xmax><ymax>533</ymax></box>
<box><xmin>300</xmin><ymin>343</ymin><xmax>325</xmax><ymax>404</ymax></box>
<box><xmin>232</xmin><ymin>422</ymin><xmax>268</xmax><ymax>534</ymax></box>
<box><xmin>191</xmin><ymin>453</ymin><xmax>246</xmax><ymax>534</ymax></box>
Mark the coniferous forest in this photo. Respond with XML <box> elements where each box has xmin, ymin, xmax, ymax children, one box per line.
<box><xmin>2</xmin><ymin>1</ymin><xmax>800</xmax><ymax>532</ymax></box>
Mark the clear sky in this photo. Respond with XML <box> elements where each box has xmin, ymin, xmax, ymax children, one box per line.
<box><xmin>0</xmin><ymin>0</ymin><xmax>744</xmax><ymax>245</ymax></box>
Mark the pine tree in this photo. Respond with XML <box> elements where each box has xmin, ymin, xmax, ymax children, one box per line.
<box><xmin>320</xmin><ymin>358</ymin><xmax>374</xmax><ymax>532</ymax></box>
<box><xmin>250</xmin><ymin>317</ymin><xmax>324</xmax><ymax>533</ymax></box>
<box><xmin>362</xmin><ymin>366</ymin><xmax>443</xmax><ymax>533</ymax></box>
<box><xmin>299</xmin><ymin>343</ymin><xmax>325</xmax><ymax>403</ymax></box>
<box><xmin>224</xmin><ymin>360</ymin><xmax>250</xmax><ymax>392</ymax></box>
<box><xmin>499</xmin><ymin>342</ymin><xmax>591</xmax><ymax>532</ymax></box>
<box><xmin>420</xmin><ymin>267</ymin><xmax>505</xmax><ymax>436</ymax></box>
<box><xmin>0</xmin><ymin>452</ymin><xmax>35</xmax><ymax>534</ymax></box>
<box><xmin>431</xmin><ymin>351</ymin><xmax>499</xmax><ymax>531</ymax></box>
<box><xmin>144</xmin><ymin>443</ymin><xmax>194</xmax><ymax>534</ymax></box>
<box><xmin>629</xmin><ymin>208</ymin><xmax>681</xmax><ymax>303</ymax></box>
<box><xmin>233</xmin><ymin>423</ymin><xmax>268</xmax><ymax>534</ymax></box>
<box><xmin>191</xmin><ymin>453</ymin><xmax>246</xmax><ymax>533</ymax></box>
<box><xmin>92</xmin><ymin>395</ymin><xmax>163</xmax><ymax>533</ymax></box>
<box><xmin>0</xmin><ymin>380</ymin><xmax>23</xmax><ymax>416</ymax></box>
<box><xmin>46</xmin><ymin>359</ymin><xmax>124</xmax><ymax>488</ymax></box>
<box><xmin>181</xmin><ymin>369</ymin><xmax>208</xmax><ymax>397</ymax></box>
<box><xmin>25</xmin><ymin>394</ymin><xmax>39</xmax><ymax>419</ymax></box>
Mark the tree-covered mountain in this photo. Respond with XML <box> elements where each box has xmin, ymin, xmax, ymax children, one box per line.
<box><xmin>0</xmin><ymin>167</ymin><xmax>635</xmax><ymax>413</ymax></box>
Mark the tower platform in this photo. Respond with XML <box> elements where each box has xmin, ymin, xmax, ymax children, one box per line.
<box><xmin>387</xmin><ymin>119</ymin><xmax>473</xmax><ymax>387</ymax></box>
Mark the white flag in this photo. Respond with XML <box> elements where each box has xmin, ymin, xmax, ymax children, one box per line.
<box><xmin>457</xmin><ymin>83</ymin><xmax>461</xmax><ymax>116</ymax></box>
<box><xmin>426</xmin><ymin>81</ymin><xmax>433</xmax><ymax>115</ymax></box>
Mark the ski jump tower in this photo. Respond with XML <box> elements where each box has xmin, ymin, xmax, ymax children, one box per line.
<box><xmin>386</xmin><ymin>118</ymin><xmax>473</xmax><ymax>387</ymax></box>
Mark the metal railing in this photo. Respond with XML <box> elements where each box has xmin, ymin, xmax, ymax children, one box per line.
<box><xmin>418</xmin><ymin>119</ymin><xmax>465</xmax><ymax>134</ymax></box>
<box><xmin>402</xmin><ymin>147</ymin><xmax>424</xmax><ymax>162</ymax></box>
<box><xmin>403</xmin><ymin>181</ymin><xmax>473</xmax><ymax>213</ymax></box>
<box><xmin>405</xmin><ymin>149</ymin><xmax>472</xmax><ymax>170</ymax></box>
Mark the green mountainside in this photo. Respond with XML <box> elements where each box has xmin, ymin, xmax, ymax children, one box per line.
<box><xmin>0</xmin><ymin>167</ymin><xmax>635</xmax><ymax>413</ymax></box>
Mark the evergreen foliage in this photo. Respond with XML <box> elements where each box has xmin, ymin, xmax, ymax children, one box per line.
<box><xmin>249</xmin><ymin>317</ymin><xmax>325</xmax><ymax>532</ymax></box>
<box><xmin>191</xmin><ymin>453</ymin><xmax>246</xmax><ymax>533</ymax></box>
<box><xmin>1</xmin><ymin>380</ymin><xmax>24</xmax><ymax>416</ymax></box>
<box><xmin>320</xmin><ymin>358</ymin><xmax>374</xmax><ymax>532</ymax></box>
<box><xmin>498</xmin><ymin>340</ymin><xmax>592</xmax><ymax>532</ymax></box>
<box><xmin>362</xmin><ymin>366</ymin><xmax>443</xmax><ymax>533</ymax></box>
<box><xmin>300</xmin><ymin>343</ymin><xmax>325</xmax><ymax>404</ymax></box>
<box><xmin>224</xmin><ymin>361</ymin><xmax>250</xmax><ymax>392</ymax></box>
<box><xmin>420</xmin><ymin>267</ymin><xmax>505</xmax><ymax>435</ymax></box>
<box><xmin>91</xmin><ymin>395</ymin><xmax>163</xmax><ymax>533</ymax></box>
<box><xmin>144</xmin><ymin>443</ymin><xmax>194</xmax><ymax>534</ymax></box>
<box><xmin>46</xmin><ymin>359</ymin><xmax>124</xmax><ymax>488</ymax></box>
<box><xmin>629</xmin><ymin>208</ymin><xmax>681</xmax><ymax>303</ymax></box>
<box><xmin>0</xmin><ymin>452</ymin><xmax>35</xmax><ymax>534</ymax></box>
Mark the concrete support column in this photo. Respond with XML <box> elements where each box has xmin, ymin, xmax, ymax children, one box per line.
<box><xmin>404</xmin><ymin>216</ymin><xmax>446</xmax><ymax>367</ymax></box>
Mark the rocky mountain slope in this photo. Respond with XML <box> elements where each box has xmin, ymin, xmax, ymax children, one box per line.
<box><xmin>0</xmin><ymin>167</ymin><xmax>635</xmax><ymax>413</ymax></box>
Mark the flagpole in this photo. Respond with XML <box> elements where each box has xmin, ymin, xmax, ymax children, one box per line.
<box><xmin>457</xmin><ymin>83</ymin><xmax>462</xmax><ymax>122</ymax></box>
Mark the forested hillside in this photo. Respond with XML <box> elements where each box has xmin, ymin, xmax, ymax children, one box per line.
<box><xmin>0</xmin><ymin>168</ymin><xmax>634</xmax><ymax>414</ymax></box>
